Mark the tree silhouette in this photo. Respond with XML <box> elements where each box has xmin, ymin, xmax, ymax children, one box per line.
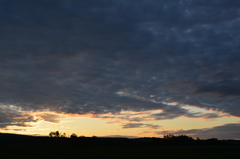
<box><xmin>163</xmin><ymin>134</ymin><xmax>175</xmax><ymax>140</ymax></box>
<box><xmin>49</xmin><ymin>131</ymin><xmax>61</xmax><ymax>137</ymax></box>
<box><xmin>56</xmin><ymin>131</ymin><xmax>60</xmax><ymax>137</ymax></box>
<box><xmin>49</xmin><ymin>131</ymin><xmax>56</xmax><ymax>137</ymax></box>
<box><xmin>163</xmin><ymin>134</ymin><xmax>195</xmax><ymax>145</ymax></box>
<box><xmin>70</xmin><ymin>133</ymin><xmax>78</xmax><ymax>138</ymax></box>
<box><xmin>61</xmin><ymin>133</ymin><xmax>67</xmax><ymax>138</ymax></box>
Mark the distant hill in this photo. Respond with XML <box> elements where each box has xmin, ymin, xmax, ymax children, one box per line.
<box><xmin>0</xmin><ymin>132</ymin><xmax>32</xmax><ymax>137</ymax></box>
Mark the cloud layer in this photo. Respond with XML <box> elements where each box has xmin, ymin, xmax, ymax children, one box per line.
<box><xmin>0</xmin><ymin>0</ymin><xmax>240</xmax><ymax>136</ymax></box>
<box><xmin>157</xmin><ymin>123</ymin><xmax>240</xmax><ymax>139</ymax></box>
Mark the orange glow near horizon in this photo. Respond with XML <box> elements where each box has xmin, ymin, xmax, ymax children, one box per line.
<box><xmin>1</xmin><ymin>104</ymin><xmax>239</xmax><ymax>138</ymax></box>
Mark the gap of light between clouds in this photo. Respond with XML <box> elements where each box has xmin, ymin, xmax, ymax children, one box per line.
<box><xmin>1</xmin><ymin>101</ymin><xmax>239</xmax><ymax>137</ymax></box>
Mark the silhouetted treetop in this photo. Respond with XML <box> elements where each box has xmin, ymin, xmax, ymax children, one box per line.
<box><xmin>70</xmin><ymin>133</ymin><xmax>78</xmax><ymax>138</ymax></box>
<box><xmin>49</xmin><ymin>131</ymin><xmax>61</xmax><ymax>137</ymax></box>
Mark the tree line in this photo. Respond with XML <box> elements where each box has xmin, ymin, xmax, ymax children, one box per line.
<box><xmin>48</xmin><ymin>131</ymin><xmax>213</xmax><ymax>141</ymax></box>
<box><xmin>49</xmin><ymin>131</ymin><xmax>84</xmax><ymax>138</ymax></box>
<box><xmin>46</xmin><ymin>132</ymin><xmax>240</xmax><ymax>146</ymax></box>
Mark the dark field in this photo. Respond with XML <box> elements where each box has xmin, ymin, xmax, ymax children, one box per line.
<box><xmin>1</xmin><ymin>134</ymin><xmax>240</xmax><ymax>159</ymax></box>
<box><xmin>1</xmin><ymin>145</ymin><xmax>240</xmax><ymax>159</ymax></box>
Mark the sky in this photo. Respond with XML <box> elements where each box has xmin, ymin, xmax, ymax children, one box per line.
<box><xmin>0</xmin><ymin>0</ymin><xmax>240</xmax><ymax>139</ymax></box>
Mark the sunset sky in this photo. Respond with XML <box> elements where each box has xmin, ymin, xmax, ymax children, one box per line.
<box><xmin>1</xmin><ymin>0</ymin><xmax>240</xmax><ymax>139</ymax></box>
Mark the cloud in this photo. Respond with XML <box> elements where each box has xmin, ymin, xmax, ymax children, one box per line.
<box><xmin>0</xmin><ymin>0</ymin><xmax>239</xmax><ymax>129</ymax></box>
<box><xmin>4</xmin><ymin>129</ymin><xmax>26</xmax><ymax>131</ymax></box>
<box><xmin>0</xmin><ymin>105</ymin><xmax>37</xmax><ymax>128</ymax></box>
<box><xmin>157</xmin><ymin>123</ymin><xmax>240</xmax><ymax>139</ymax></box>
<box><xmin>200</xmin><ymin>113</ymin><xmax>224</xmax><ymax>119</ymax></box>
<box><xmin>96</xmin><ymin>106</ymin><xmax>224</xmax><ymax>125</ymax></box>
<box><xmin>37</xmin><ymin>113</ymin><xmax>62</xmax><ymax>123</ymax></box>
<box><xmin>122</xmin><ymin>123</ymin><xmax>161</xmax><ymax>130</ymax></box>
<box><xmin>122</xmin><ymin>123</ymin><xmax>144</xmax><ymax>129</ymax></box>
<box><xmin>194</xmin><ymin>80</ymin><xmax>240</xmax><ymax>97</ymax></box>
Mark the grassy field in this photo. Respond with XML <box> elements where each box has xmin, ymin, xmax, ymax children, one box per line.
<box><xmin>1</xmin><ymin>146</ymin><xmax>240</xmax><ymax>159</ymax></box>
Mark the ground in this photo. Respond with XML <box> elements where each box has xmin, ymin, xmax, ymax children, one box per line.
<box><xmin>1</xmin><ymin>145</ymin><xmax>240</xmax><ymax>159</ymax></box>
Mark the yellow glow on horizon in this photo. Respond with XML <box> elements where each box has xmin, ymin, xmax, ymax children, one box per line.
<box><xmin>1</xmin><ymin>106</ymin><xmax>239</xmax><ymax>138</ymax></box>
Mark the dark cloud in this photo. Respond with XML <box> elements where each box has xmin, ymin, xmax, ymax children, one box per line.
<box><xmin>37</xmin><ymin>113</ymin><xmax>62</xmax><ymax>123</ymax></box>
<box><xmin>194</xmin><ymin>80</ymin><xmax>240</xmax><ymax>97</ymax></box>
<box><xmin>0</xmin><ymin>0</ymin><xmax>240</xmax><ymax>132</ymax></box>
<box><xmin>122</xmin><ymin>123</ymin><xmax>144</xmax><ymax>129</ymax></box>
<box><xmin>0</xmin><ymin>105</ymin><xmax>37</xmax><ymax>128</ymax></box>
<box><xmin>122</xmin><ymin>123</ymin><xmax>161</xmax><ymax>130</ymax></box>
<box><xmin>152</xmin><ymin>108</ymin><xmax>224</xmax><ymax>120</ymax></box>
<box><xmin>190</xmin><ymin>113</ymin><xmax>223</xmax><ymax>119</ymax></box>
<box><xmin>4</xmin><ymin>128</ymin><xmax>26</xmax><ymax>131</ymax></box>
<box><xmin>157</xmin><ymin>123</ymin><xmax>240</xmax><ymax>139</ymax></box>
<box><xmin>152</xmin><ymin>106</ymin><xmax>190</xmax><ymax>120</ymax></box>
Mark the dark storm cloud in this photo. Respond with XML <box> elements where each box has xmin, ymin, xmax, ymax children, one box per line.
<box><xmin>157</xmin><ymin>123</ymin><xmax>240</xmax><ymax>139</ymax></box>
<box><xmin>0</xmin><ymin>0</ymin><xmax>240</xmax><ymax>129</ymax></box>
